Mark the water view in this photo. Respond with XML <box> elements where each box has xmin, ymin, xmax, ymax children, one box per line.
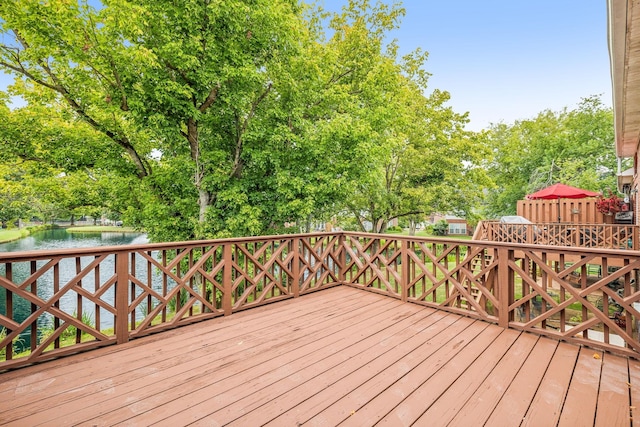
<box><xmin>0</xmin><ymin>228</ymin><xmax>148</xmax><ymax>253</ymax></box>
<box><xmin>0</xmin><ymin>228</ymin><xmax>149</xmax><ymax>351</ymax></box>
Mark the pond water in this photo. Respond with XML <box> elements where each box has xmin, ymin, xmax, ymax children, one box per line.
<box><xmin>0</xmin><ymin>228</ymin><xmax>149</xmax><ymax>352</ymax></box>
<box><xmin>0</xmin><ymin>228</ymin><xmax>149</xmax><ymax>252</ymax></box>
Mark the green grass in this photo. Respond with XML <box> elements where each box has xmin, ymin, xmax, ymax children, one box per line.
<box><xmin>0</xmin><ymin>228</ymin><xmax>27</xmax><ymax>244</ymax></box>
<box><xmin>385</xmin><ymin>229</ymin><xmax>473</xmax><ymax>240</ymax></box>
<box><xmin>0</xmin><ymin>225</ymin><xmax>140</xmax><ymax>244</ymax></box>
<box><xmin>66</xmin><ymin>226</ymin><xmax>138</xmax><ymax>233</ymax></box>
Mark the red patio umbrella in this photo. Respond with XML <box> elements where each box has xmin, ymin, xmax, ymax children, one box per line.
<box><xmin>526</xmin><ymin>183</ymin><xmax>600</xmax><ymax>222</ymax></box>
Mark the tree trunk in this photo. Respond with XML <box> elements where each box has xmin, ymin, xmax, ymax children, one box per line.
<box><xmin>70</xmin><ymin>213</ymin><xmax>75</xmax><ymax>226</ymax></box>
<box><xmin>305</xmin><ymin>215</ymin><xmax>312</xmax><ymax>233</ymax></box>
<box><xmin>376</xmin><ymin>218</ymin><xmax>388</xmax><ymax>234</ymax></box>
<box><xmin>198</xmin><ymin>189</ymin><xmax>210</xmax><ymax>223</ymax></box>
<box><xmin>409</xmin><ymin>219</ymin><xmax>417</xmax><ymax>236</ymax></box>
<box><xmin>185</xmin><ymin>118</ymin><xmax>211</xmax><ymax>228</ymax></box>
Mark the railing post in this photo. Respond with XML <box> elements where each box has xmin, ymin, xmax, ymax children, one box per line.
<box><xmin>526</xmin><ymin>225</ymin><xmax>533</xmax><ymax>244</ymax></box>
<box><xmin>401</xmin><ymin>239</ymin><xmax>409</xmax><ymax>302</ymax></box>
<box><xmin>497</xmin><ymin>247</ymin><xmax>510</xmax><ymax>328</ymax></box>
<box><xmin>292</xmin><ymin>237</ymin><xmax>300</xmax><ymax>297</ymax></box>
<box><xmin>115</xmin><ymin>251</ymin><xmax>129</xmax><ymax>344</ymax></box>
<box><xmin>338</xmin><ymin>233</ymin><xmax>347</xmax><ymax>285</ymax></box>
<box><xmin>223</xmin><ymin>243</ymin><xmax>233</xmax><ymax>316</ymax></box>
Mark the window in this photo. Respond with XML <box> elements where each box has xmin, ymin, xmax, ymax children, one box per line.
<box><xmin>448</xmin><ymin>223</ymin><xmax>467</xmax><ymax>235</ymax></box>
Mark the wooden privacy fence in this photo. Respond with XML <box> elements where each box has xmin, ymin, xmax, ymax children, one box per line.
<box><xmin>517</xmin><ymin>198</ymin><xmax>605</xmax><ymax>224</ymax></box>
<box><xmin>2</xmin><ymin>232</ymin><xmax>640</xmax><ymax>370</ymax></box>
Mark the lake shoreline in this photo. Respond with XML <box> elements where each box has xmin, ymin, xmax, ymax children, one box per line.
<box><xmin>66</xmin><ymin>225</ymin><xmax>139</xmax><ymax>233</ymax></box>
<box><xmin>0</xmin><ymin>224</ymin><xmax>52</xmax><ymax>244</ymax></box>
<box><xmin>0</xmin><ymin>225</ymin><xmax>141</xmax><ymax>244</ymax></box>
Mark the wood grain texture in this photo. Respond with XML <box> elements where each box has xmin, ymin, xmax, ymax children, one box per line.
<box><xmin>0</xmin><ymin>286</ymin><xmax>636</xmax><ymax>427</ymax></box>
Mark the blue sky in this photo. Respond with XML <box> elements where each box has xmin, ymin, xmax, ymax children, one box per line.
<box><xmin>322</xmin><ymin>0</ymin><xmax>612</xmax><ymax>130</ymax></box>
<box><xmin>0</xmin><ymin>1</ymin><xmax>611</xmax><ymax>131</ymax></box>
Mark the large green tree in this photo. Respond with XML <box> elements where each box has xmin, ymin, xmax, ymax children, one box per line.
<box><xmin>483</xmin><ymin>96</ymin><xmax>616</xmax><ymax>218</ymax></box>
<box><xmin>310</xmin><ymin>2</ymin><xmax>489</xmax><ymax>233</ymax></box>
<box><xmin>0</xmin><ymin>0</ymin><xmax>484</xmax><ymax>239</ymax></box>
<box><xmin>0</xmin><ymin>0</ymin><xmax>307</xmax><ymax>240</ymax></box>
<box><xmin>0</xmin><ymin>96</ymin><xmax>126</xmax><ymax>224</ymax></box>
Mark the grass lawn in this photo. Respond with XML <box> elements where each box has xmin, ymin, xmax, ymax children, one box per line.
<box><xmin>385</xmin><ymin>229</ymin><xmax>473</xmax><ymax>240</ymax></box>
<box><xmin>0</xmin><ymin>228</ymin><xmax>27</xmax><ymax>244</ymax></box>
<box><xmin>66</xmin><ymin>226</ymin><xmax>139</xmax><ymax>233</ymax></box>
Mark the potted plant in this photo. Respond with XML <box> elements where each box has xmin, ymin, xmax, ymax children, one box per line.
<box><xmin>596</xmin><ymin>191</ymin><xmax>623</xmax><ymax>215</ymax></box>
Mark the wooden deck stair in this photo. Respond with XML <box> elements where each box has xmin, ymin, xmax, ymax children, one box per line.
<box><xmin>460</xmin><ymin>252</ymin><xmax>494</xmax><ymax>310</ymax></box>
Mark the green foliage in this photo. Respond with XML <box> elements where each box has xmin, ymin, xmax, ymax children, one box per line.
<box><xmin>167</xmin><ymin>289</ymin><xmax>189</xmax><ymax>314</ymax></box>
<box><xmin>482</xmin><ymin>95</ymin><xmax>616</xmax><ymax>217</ymax></box>
<box><xmin>0</xmin><ymin>327</ymin><xmax>23</xmax><ymax>359</ymax></box>
<box><xmin>0</xmin><ymin>0</ymin><xmax>486</xmax><ymax>240</ymax></box>
<box><xmin>311</xmin><ymin>2</ymin><xmax>490</xmax><ymax>233</ymax></box>
<box><xmin>432</xmin><ymin>220</ymin><xmax>448</xmax><ymax>236</ymax></box>
<box><xmin>40</xmin><ymin>311</ymin><xmax>95</xmax><ymax>344</ymax></box>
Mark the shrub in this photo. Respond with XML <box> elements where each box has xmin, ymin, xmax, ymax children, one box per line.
<box><xmin>432</xmin><ymin>220</ymin><xmax>449</xmax><ymax>236</ymax></box>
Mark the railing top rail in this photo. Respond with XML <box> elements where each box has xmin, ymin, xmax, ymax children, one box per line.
<box><xmin>2</xmin><ymin>230</ymin><xmax>640</xmax><ymax>262</ymax></box>
<box><xmin>481</xmin><ymin>221</ymin><xmax>639</xmax><ymax>226</ymax></box>
<box><xmin>343</xmin><ymin>231</ymin><xmax>640</xmax><ymax>257</ymax></box>
<box><xmin>0</xmin><ymin>231</ymin><xmax>340</xmax><ymax>262</ymax></box>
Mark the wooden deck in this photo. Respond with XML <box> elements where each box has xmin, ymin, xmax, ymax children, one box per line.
<box><xmin>0</xmin><ymin>286</ymin><xmax>637</xmax><ymax>426</ymax></box>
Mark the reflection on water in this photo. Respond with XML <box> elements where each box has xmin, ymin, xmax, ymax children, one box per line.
<box><xmin>0</xmin><ymin>228</ymin><xmax>149</xmax><ymax>252</ymax></box>
<box><xmin>0</xmin><ymin>229</ymin><xmax>149</xmax><ymax>351</ymax></box>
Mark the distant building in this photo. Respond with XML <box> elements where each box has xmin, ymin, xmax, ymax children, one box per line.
<box><xmin>430</xmin><ymin>214</ymin><xmax>469</xmax><ymax>236</ymax></box>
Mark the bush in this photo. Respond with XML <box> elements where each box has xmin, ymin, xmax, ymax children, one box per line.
<box><xmin>386</xmin><ymin>225</ymin><xmax>403</xmax><ymax>232</ymax></box>
<box><xmin>432</xmin><ymin>220</ymin><xmax>449</xmax><ymax>236</ymax></box>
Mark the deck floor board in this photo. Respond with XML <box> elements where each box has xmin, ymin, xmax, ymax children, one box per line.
<box><xmin>521</xmin><ymin>342</ymin><xmax>579</xmax><ymax>427</ymax></box>
<box><xmin>0</xmin><ymin>286</ymin><xmax>637</xmax><ymax>426</ymax></box>
<box><xmin>558</xmin><ymin>347</ymin><xmax>604</xmax><ymax>427</ymax></box>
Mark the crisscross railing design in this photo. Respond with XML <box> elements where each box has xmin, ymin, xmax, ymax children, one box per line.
<box><xmin>341</xmin><ymin>233</ymin><xmax>640</xmax><ymax>358</ymax></box>
<box><xmin>343</xmin><ymin>235</ymin><xmax>403</xmax><ymax>297</ymax></box>
<box><xmin>0</xmin><ymin>251</ymin><xmax>121</xmax><ymax>364</ymax></box>
<box><xmin>507</xmin><ymin>247</ymin><xmax>640</xmax><ymax>354</ymax></box>
<box><xmin>2</xmin><ymin>231</ymin><xmax>640</xmax><ymax>370</ymax></box>
<box><xmin>298</xmin><ymin>235</ymin><xmax>343</xmax><ymax>293</ymax></box>
<box><xmin>478</xmin><ymin>221</ymin><xmax>638</xmax><ymax>249</ymax></box>
<box><xmin>405</xmin><ymin>241</ymin><xmax>499</xmax><ymax>320</ymax></box>
<box><xmin>0</xmin><ymin>234</ymin><xmax>343</xmax><ymax>370</ymax></box>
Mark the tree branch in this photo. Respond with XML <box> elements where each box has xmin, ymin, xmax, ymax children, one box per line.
<box><xmin>198</xmin><ymin>84</ymin><xmax>220</xmax><ymax>112</ymax></box>
<box><xmin>230</xmin><ymin>83</ymin><xmax>273</xmax><ymax>178</ymax></box>
<box><xmin>6</xmin><ymin>30</ymin><xmax>150</xmax><ymax>178</ymax></box>
<box><xmin>388</xmin><ymin>210</ymin><xmax>424</xmax><ymax>222</ymax></box>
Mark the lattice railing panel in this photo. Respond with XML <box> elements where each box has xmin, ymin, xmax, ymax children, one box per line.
<box><xmin>298</xmin><ymin>235</ymin><xmax>342</xmax><ymax>293</ymax></box>
<box><xmin>129</xmin><ymin>244</ymin><xmax>226</xmax><ymax>337</ymax></box>
<box><xmin>405</xmin><ymin>241</ymin><xmax>499</xmax><ymax>320</ymax></box>
<box><xmin>508</xmin><ymin>249</ymin><xmax>640</xmax><ymax>355</ymax></box>
<box><xmin>0</xmin><ymin>254</ymin><xmax>118</xmax><ymax>366</ymax></box>
<box><xmin>491</xmin><ymin>224</ymin><xmax>529</xmax><ymax>244</ymax></box>
<box><xmin>481</xmin><ymin>222</ymin><xmax>638</xmax><ymax>250</ymax></box>
<box><xmin>343</xmin><ymin>235</ymin><xmax>402</xmax><ymax>297</ymax></box>
<box><xmin>230</xmin><ymin>239</ymin><xmax>294</xmax><ymax>311</ymax></box>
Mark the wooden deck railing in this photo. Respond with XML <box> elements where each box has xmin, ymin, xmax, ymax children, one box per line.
<box><xmin>0</xmin><ymin>234</ymin><xmax>342</xmax><ymax>370</ymax></box>
<box><xmin>475</xmin><ymin>220</ymin><xmax>639</xmax><ymax>250</ymax></box>
<box><xmin>2</xmin><ymin>231</ymin><xmax>640</xmax><ymax>370</ymax></box>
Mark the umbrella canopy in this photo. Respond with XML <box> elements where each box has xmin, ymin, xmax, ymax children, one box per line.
<box><xmin>526</xmin><ymin>183</ymin><xmax>600</xmax><ymax>200</ymax></box>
